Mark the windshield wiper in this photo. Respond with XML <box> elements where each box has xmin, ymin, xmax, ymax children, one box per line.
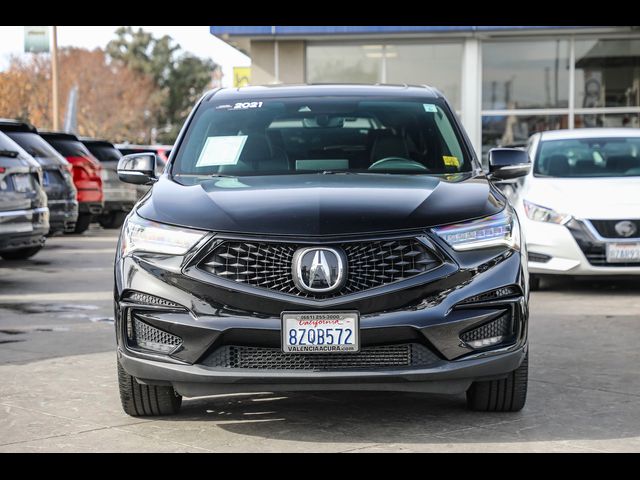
<box><xmin>208</xmin><ymin>173</ymin><xmax>237</xmax><ymax>178</ymax></box>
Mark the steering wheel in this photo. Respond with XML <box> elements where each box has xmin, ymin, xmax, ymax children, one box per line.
<box><xmin>369</xmin><ymin>157</ymin><xmax>428</xmax><ymax>171</ymax></box>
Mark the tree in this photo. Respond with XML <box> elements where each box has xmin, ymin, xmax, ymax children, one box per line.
<box><xmin>107</xmin><ymin>27</ymin><xmax>216</xmax><ymax>143</ymax></box>
<box><xmin>0</xmin><ymin>48</ymin><xmax>160</xmax><ymax>143</ymax></box>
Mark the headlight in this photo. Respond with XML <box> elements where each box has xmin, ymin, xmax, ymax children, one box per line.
<box><xmin>523</xmin><ymin>200</ymin><xmax>571</xmax><ymax>225</ymax></box>
<box><xmin>433</xmin><ymin>209</ymin><xmax>520</xmax><ymax>251</ymax></box>
<box><xmin>121</xmin><ymin>212</ymin><xmax>206</xmax><ymax>257</ymax></box>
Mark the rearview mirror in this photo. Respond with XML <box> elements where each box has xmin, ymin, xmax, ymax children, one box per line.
<box><xmin>117</xmin><ymin>153</ymin><xmax>158</xmax><ymax>185</ymax></box>
<box><xmin>488</xmin><ymin>148</ymin><xmax>531</xmax><ymax>180</ymax></box>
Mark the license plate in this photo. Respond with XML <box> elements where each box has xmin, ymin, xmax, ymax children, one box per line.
<box><xmin>12</xmin><ymin>174</ymin><xmax>32</xmax><ymax>192</ymax></box>
<box><xmin>606</xmin><ymin>242</ymin><xmax>640</xmax><ymax>263</ymax></box>
<box><xmin>281</xmin><ymin>311</ymin><xmax>359</xmax><ymax>353</ymax></box>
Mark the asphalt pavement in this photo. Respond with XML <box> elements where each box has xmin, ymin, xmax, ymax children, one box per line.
<box><xmin>1</xmin><ymin>226</ymin><xmax>639</xmax><ymax>452</ymax></box>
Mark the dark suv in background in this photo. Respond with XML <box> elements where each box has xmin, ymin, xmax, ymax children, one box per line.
<box><xmin>114</xmin><ymin>85</ymin><xmax>532</xmax><ymax>416</ymax></box>
<box><xmin>39</xmin><ymin>132</ymin><xmax>103</xmax><ymax>234</ymax></box>
<box><xmin>0</xmin><ymin>120</ymin><xmax>77</xmax><ymax>235</ymax></box>
<box><xmin>0</xmin><ymin>131</ymin><xmax>49</xmax><ymax>259</ymax></box>
<box><xmin>81</xmin><ymin>138</ymin><xmax>137</xmax><ymax>229</ymax></box>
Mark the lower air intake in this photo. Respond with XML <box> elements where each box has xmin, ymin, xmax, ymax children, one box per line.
<box><xmin>131</xmin><ymin>317</ymin><xmax>182</xmax><ymax>354</ymax></box>
<box><xmin>203</xmin><ymin>343</ymin><xmax>439</xmax><ymax>370</ymax></box>
<box><xmin>460</xmin><ymin>313</ymin><xmax>513</xmax><ymax>349</ymax></box>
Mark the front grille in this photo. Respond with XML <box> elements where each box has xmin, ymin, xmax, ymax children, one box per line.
<box><xmin>199</xmin><ymin>238</ymin><xmax>440</xmax><ymax>298</ymax></box>
<box><xmin>590</xmin><ymin>219</ymin><xmax>640</xmax><ymax>239</ymax></box>
<box><xmin>460</xmin><ymin>313</ymin><xmax>513</xmax><ymax>347</ymax></box>
<box><xmin>582</xmin><ymin>249</ymin><xmax>640</xmax><ymax>267</ymax></box>
<box><xmin>202</xmin><ymin>343</ymin><xmax>439</xmax><ymax>370</ymax></box>
<box><xmin>567</xmin><ymin>220</ymin><xmax>640</xmax><ymax>267</ymax></box>
<box><xmin>130</xmin><ymin>317</ymin><xmax>182</xmax><ymax>353</ymax></box>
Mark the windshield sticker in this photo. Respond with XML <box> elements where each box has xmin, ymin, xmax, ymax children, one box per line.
<box><xmin>423</xmin><ymin>103</ymin><xmax>438</xmax><ymax>113</ymax></box>
<box><xmin>442</xmin><ymin>155</ymin><xmax>460</xmax><ymax>168</ymax></box>
<box><xmin>195</xmin><ymin>135</ymin><xmax>247</xmax><ymax>167</ymax></box>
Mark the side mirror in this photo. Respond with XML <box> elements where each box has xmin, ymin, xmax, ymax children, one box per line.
<box><xmin>488</xmin><ymin>148</ymin><xmax>531</xmax><ymax>180</ymax></box>
<box><xmin>117</xmin><ymin>153</ymin><xmax>158</xmax><ymax>185</ymax></box>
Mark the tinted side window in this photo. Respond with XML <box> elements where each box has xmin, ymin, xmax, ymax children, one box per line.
<box><xmin>86</xmin><ymin>144</ymin><xmax>122</xmax><ymax>162</ymax></box>
<box><xmin>6</xmin><ymin>132</ymin><xmax>65</xmax><ymax>160</ymax></box>
<box><xmin>45</xmin><ymin>139</ymin><xmax>92</xmax><ymax>158</ymax></box>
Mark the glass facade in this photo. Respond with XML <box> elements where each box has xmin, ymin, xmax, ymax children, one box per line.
<box><xmin>574</xmin><ymin>39</ymin><xmax>640</xmax><ymax>108</ymax></box>
<box><xmin>301</xmin><ymin>32</ymin><xmax>640</xmax><ymax>158</ymax></box>
<box><xmin>481</xmin><ymin>37</ymin><xmax>640</xmax><ymax>157</ymax></box>
<box><xmin>482</xmin><ymin>40</ymin><xmax>570</xmax><ymax>110</ymax></box>
<box><xmin>307</xmin><ymin>42</ymin><xmax>463</xmax><ymax>110</ymax></box>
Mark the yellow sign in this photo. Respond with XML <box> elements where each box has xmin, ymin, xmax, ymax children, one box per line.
<box><xmin>233</xmin><ymin>67</ymin><xmax>251</xmax><ymax>87</ymax></box>
<box><xmin>442</xmin><ymin>156</ymin><xmax>460</xmax><ymax>168</ymax></box>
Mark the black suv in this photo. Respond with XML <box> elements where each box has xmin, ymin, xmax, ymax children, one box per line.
<box><xmin>0</xmin><ymin>120</ymin><xmax>78</xmax><ymax>235</ymax></box>
<box><xmin>0</xmin><ymin>131</ymin><xmax>49</xmax><ymax>259</ymax></box>
<box><xmin>114</xmin><ymin>85</ymin><xmax>532</xmax><ymax>415</ymax></box>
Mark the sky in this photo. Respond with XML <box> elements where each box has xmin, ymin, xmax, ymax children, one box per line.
<box><xmin>0</xmin><ymin>26</ymin><xmax>251</xmax><ymax>88</ymax></box>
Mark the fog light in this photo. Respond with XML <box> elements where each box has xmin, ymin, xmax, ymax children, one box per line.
<box><xmin>466</xmin><ymin>336</ymin><xmax>504</xmax><ymax>349</ymax></box>
<box><xmin>126</xmin><ymin>310</ymin><xmax>134</xmax><ymax>340</ymax></box>
<box><xmin>460</xmin><ymin>312</ymin><xmax>513</xmax><ymax>350</ymax></box>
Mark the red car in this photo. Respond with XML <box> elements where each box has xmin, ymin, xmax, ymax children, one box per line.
<box><xmin>40</xmin><ymin>132</ymin><xmax>104</xmax><ymax>233</ymax></box>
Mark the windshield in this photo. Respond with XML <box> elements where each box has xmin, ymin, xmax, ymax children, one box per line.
<box><xmin>172</xmin><ymin>97</ymin><xmax>472</xmax><ymax>179</ymax></box>
<box><xmin>534</xmin><ymin>137</ymin><xmax>640</xmax><ymax>178</ymax></box>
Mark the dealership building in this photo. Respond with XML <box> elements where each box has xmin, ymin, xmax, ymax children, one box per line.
<box><xmin>210</xmin><ymin>26</ymin><xmax>640</xmax><ymax>159</ymax></box>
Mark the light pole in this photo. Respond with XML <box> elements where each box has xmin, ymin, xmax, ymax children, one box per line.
<box><xmin>51</xmin><ymin>26</ymin><xmax>59</xmax><ymax>131</ymax></box>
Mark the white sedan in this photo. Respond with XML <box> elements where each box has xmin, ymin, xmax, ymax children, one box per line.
<box><xmin>506</xmin><ymin>128</ymin><xmax>640</xmax><ymax>290</ymax></box>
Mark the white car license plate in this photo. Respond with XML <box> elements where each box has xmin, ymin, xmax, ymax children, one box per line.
<box><xmin>606</xmin><ymin>242</ymin><xmax>640</xmax><ymax>263</ymax></box>
<box><xmin>281</xmin><ymin>311</ymin><xmax>359</xmax><ymax>353</ymax></box>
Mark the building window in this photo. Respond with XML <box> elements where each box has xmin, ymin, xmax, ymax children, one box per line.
<box><xmin>481</xmin><ymin>36</ymin><xmax>640</xmax><ymax>158</ymax></box>
<box><xmin>306</xmin><ymin>41</ymin><xmax>463</xmax><ymax>110</ymax></box>
<box><xmin>574</xmin><ymin>39</ymin><xmax>640</xmax><ymax>109</ymax></box>
<box><xmin>483</xmin><ymin>40</ymin><xmax>570</xmax><ymax>110</ymax></box>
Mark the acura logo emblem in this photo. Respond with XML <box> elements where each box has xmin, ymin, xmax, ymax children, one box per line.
<box><xmin>614</xmin><ymin>220</ymin><xmax>637</xmax><ymax>238</ymax></box>
<box><xmin>292</xmin><ymin>247</ymin><xmax>346</xmax><ymax>293</ymax></box>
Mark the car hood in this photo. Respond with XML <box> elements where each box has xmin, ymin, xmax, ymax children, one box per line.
<box><xmin>525</xmin><ymin>176</ymin><xmax>640</xmax><ymax>219</ymax></box>
<box><xmin>137</xmin><ymin>173</ymin><xmax>503</xmax><ymax>236</ymax></box>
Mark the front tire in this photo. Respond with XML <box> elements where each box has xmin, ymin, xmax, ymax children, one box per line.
<box><xmin>1</xmin><ymin>246</ymin><xmax>43</xmax><ymax>260</ymax></box>
<box><xmin>117</xmin><ymin>360</ymin><xmax>182</xmax><ymax>416</ymax></box>
<box><xmin>466</xmin><ymin>352</ymin><xmax>528</xmax><ymax>412</ymax></box>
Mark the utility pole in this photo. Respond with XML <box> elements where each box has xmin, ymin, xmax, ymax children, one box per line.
<box><xmin>51</xmin><ymin>26</ymin><xmax>59</xmax><ymax>131</ymax></box>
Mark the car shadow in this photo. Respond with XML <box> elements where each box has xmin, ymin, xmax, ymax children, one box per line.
<box><xmin>150</xmin><ymin>383</ymin><xmax>639</xmax><ymax>446</ymax></box>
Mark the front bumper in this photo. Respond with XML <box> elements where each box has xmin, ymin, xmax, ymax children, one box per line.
<box><xmin>119</xmin><ymin>345</ymin><xmax>527</xmax><ymax>396</ymax></box>
<box><xmin>524</xmin><ymin>217</ymin><xmax>640</xmax><ymax>276</ymax></box>
<box><xmin>114</xmin><ymin>230</ymin><xmax>529</xmax><ymax>397</ymax></box>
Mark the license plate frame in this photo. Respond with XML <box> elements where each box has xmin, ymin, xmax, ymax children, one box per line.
<box><xmin>606</xmin><ymin>242</ymin><xmax>640</xmax><ymax>263</ymax></box>
<box><xmin>281</xmin><ymin>311</ymin><xmax>360</xmax><ymax>354</ymax></box>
